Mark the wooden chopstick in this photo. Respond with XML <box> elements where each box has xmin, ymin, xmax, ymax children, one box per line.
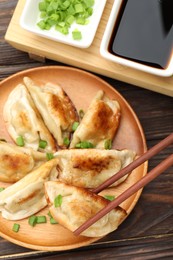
<box><xmin>73</xmin><ymin>133</ymin><xmax>173</xmax><ymax>236</ymax></box>
<box><xmin>93</xmin><ymin>133</ymin><xmax>173</xmax><ymax>194</ymax></box>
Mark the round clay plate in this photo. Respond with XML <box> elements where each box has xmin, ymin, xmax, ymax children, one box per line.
<box><xmin>0</xmin><ymin>66</ymin><xmax>147</xmax><ymax>251</ymax></box>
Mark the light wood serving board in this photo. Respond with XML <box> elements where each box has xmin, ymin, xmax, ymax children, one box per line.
<box><xmin>5</xmin><ymin>0</ymin><xmax>173</xmax><ymax>97</ymax></box>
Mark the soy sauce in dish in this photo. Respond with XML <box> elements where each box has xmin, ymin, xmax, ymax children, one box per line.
<box><xmin>109</xmin><ymin>0</ymin><xmax>173</xmax><ymax>69</ymax></box>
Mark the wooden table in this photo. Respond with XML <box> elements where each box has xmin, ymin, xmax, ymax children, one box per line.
<box><xmin>0</xmin><ymin>1</ymin><xmax>173</xmax><ymax>259</ymax></box>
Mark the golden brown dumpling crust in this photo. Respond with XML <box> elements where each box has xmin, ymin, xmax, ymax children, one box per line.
<box><xmin>89</xmin><ymin>101</ymin><xmax>120</xmax><ymax>141</ymax></box>
<box><xmin>48</xmin><ymin>92</ymin><xmax>78</xmax><ymax>131</ymax></box>
<box><xmin>3</xmin><ymin>84</ymin><xmax>56</xmax><ymax>152</ymax></box>
<box><xmin>23</xmin><ymin>77</ymin><xmax>79</xmax><ymax>148</ymax></box>
<box><xmin>45</xmin><ymin>181</ymin><xmax>127</xmax><ymax>237</ymax></box>
<box><xmin>0</xmin><ymin>141</ymin><xmax>48</xmax><ymax>183</ymax></box>
<box><xmin>0</xmin><ymin>158</ymin><xmax>59</xmax><ymax>220</ymax></box>
<box><xmin>0</xmin><ymin>152</ymin><xmax>32</xmax><ymax>182</ymax></box>
<box><xmin>70</xmin><ymin>90</ymin><xmax>121</xmax><ymax>149</ymax></box>
<box><xmin>55</xmin><ymin>149</ymin><xmax>135</xmax><ymax>188</ymax></box>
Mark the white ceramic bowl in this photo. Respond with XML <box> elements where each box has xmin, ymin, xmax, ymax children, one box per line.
<box><xmin>100</xmin><ymin>0</ymin><xmax>173</xmax><ymax>77</ymax></box>
<box><xmin>20</xmin><ymin>0</ymin><xmax>107</xmax><ymax>48</ymax></box>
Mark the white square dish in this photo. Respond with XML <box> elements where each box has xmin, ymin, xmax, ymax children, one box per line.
<box><xmin>100</xmin><ymin>0</ymin><xmax>173</xmax><ymax>77</ymax></box>
<box><xmin>20</xmin><ymin>0</ymin><xmax>107</xmax><ymax>48</ymax></box>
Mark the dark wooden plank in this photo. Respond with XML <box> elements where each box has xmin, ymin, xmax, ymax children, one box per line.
<box><xmin>1</xmin><ymin>235</ymin><xmax>173</xmax><ymax>260</ymax></box>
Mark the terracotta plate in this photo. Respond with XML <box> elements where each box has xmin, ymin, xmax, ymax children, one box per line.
<box><xmin>0</xmin><ymin>66</ymin><xmax>147</xmax><ymax>251</ymax></box>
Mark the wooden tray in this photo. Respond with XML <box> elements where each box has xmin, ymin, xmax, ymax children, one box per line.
<box><xmin>5</xmin><ymin>0</ymin><xmax>173</xmax><ymax>97</ymax></box>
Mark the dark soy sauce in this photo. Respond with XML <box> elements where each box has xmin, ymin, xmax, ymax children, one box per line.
<box><xmin>109</xmin><ymin>0</ymin><xmax>173</xmax><ymax>69</ymax></box>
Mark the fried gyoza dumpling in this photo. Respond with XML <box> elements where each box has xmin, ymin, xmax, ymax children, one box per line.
<box><xmin>0</xmin><ymin>159</ymin><xmax>59</xmax><ymax>220</ymax></box>
<box><xmin>23</xmin><ymin>77</ymin><xmax>79</xmax><ymax>148</ymax></box>
<box><xmin>45</xmin><ymin>181</ymin><xmax>126</xmax><ymax>237</ymax></box>
<box><xmin>55</xmin><ymin>149</ymin><xmax>135</xmax><ymax>188</ymax></box>
<box><xmin>3</xmin><ymin>84</ymin><xmax>56</xmax><ymax>152</ymax></box>
<box><xmin>0</xmin><ymin>141</ymin><xmax>48</xmax><ymax>183</ymax></box>
<box><xmin>70</xmin><ymin>90</ymin><xmax>121</xmax><ymax>149</ymax></box>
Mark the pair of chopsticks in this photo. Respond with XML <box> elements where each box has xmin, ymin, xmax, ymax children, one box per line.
<box><xmin>73</xmin><ymin>133</ymin><xmax>173</xmax><ymax>236</ymax></box>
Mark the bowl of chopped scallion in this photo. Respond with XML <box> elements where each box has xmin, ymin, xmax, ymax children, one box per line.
<box><xmin>20</xmin><ymin>0</ymin><xmax>107</xmax><ymax>48</ymax></box>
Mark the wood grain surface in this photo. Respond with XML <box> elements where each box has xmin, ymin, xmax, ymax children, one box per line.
<box><xmin>0</xmin><ymin>1</ymin><xmax>173</xmax><ymax>259</ymax></box>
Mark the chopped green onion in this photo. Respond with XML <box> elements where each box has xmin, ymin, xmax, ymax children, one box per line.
<box><xmin>39</xmin><ymin>139</ymin><xmax>48</xmax><ymax>149</ymax></box>
<box><xmin>84</xmin><ymin>0</ymin><xmax>95</xmax><ymax>8</ymax></box>
<box><xmin>76</xmin><ymin>17</ymin><xmax>87</xmax><ymax>25</ymax></box>
<box><xmin>0</xmin><ymin>187</ymin><xmax>5</xmax><ymax>192</ymax></box>
<box><xmin>74</xmin><ymin>3</ymin><xmax>84</xmax><ymax>13</ymax></box>
<box><xmin>16</xmin><ymin>136</ymin><xmax>25</xmax><ymax>147</ymax></box>
<box><xmin>36</xmin><ymin>215</ymin><xmax>47</xmax><ymax>224</ymax></box>
<box><xmin>39</xmin><ymin>2</ymin><xmax>47</xmax><ymax>12</ymax></box>
<box><xmin>50</xmin><ymin>217</ymin><xmax>58</xmax><ymax>224</ymax></box>
<box><xmin>29</xmin><ymin>215</ymin><xmax>47</xmax><ymax>226</ymax></box>
<box><xmin>75</xmin><ymin>141</ymin><xmax>94</xmax><ymax>149</ymax></box>
<box><xmin>104</xmin><ymin>195</ymin><xmax>115</xmax><ymax>201</ymax></box>
<box><xmin>72</xmin><ymin>121</ymin><xmax>79</xmax><ymax>132</ymax></box>
<box><xmin>72</xmin><ymin>29</ymin><xmax>82</xmax><ymax>40</ymax></box>
<box><xmin>37</xmin><ymin>0</ymin><xmax>95</xmax><ymax>39</ymax></box>
<box><xmin>50</xmin><ymin>13</ymin><xmax>59</xmax><ymax>22</ymax></box>
<box><xmin>62</xmin><ymin>0</ymin><xmax>71</xmax><ymax>9</ymax></box>
<box><xmin>63</xmin><ymin>137</ymin><xmax>70</xmax><ymax>146</ymax></box>
<box><xmin>75</xmin><ymin>143</ymin><xmax>81</xmax><ymax>148</ymax></box>
<box><xmin>54</xmin><ymin>194</ymin><xmax>63</xmax><ymax>208</ymax></box>
<box><xmin>45</xmin><ymin>23</ymin><xmax>51</xmax><ymax>30</ymax></box>
<box><xmin>55</xmin><ymin>22</ymin><xmax>69</xmax><ymax>35</ymax></box>
<box><xmin>28</xmin><ymin>215</ymin><xmax>37</xmax><ymax>227</ymax></box>
<box><xmin>37</xmin><ymin>20</ymin><xmax>46</xmax><ymax>30</ymax></box>
<box><xmin>12</xmin><ymin>223</ymin><xmax>20</xmax><ymax>233</ymax></box>
<box><xmin>40</xmin><ymin>11</ymin><xmax>47</xmax><ymax>18</ymax></box>
<box><xmin>67</xmin><ymin>5</ymin><xmax>75</xmax><ymax>15</ymax></box>
<box><xmin>47</xmin><ymin>211</ymin><xmax>52</xmax><ymax>218</ymax></box>
<box><xmin>87</xmin><ymin>7</ymin><xmax>93</xmax><ymax>15</ymax></box>
<box><xmin>47</xmin><ymin>211</ymin><xmax>58</xmax><ymax>224</ymax></box>
<box><xmin>66</xmin><ymin>15</ymin><xmax>75</xmax><ymax>25</ymax></box>
<box><xmin>79</xmin><ymin>109</ymin><xmax>85</xmax><ymax>119</ymax></box>
<box><xmin>104</xmin><ymin>139</ymin><xmax>112</xmax><ymax>150</ymax></box>
<box><xmin>46</xmin><ymin>153</ymin><xmax>54</xmax><ymax>160</ymax></box>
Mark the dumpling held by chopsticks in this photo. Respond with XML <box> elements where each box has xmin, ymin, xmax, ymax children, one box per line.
<box><xmin>55</xmin><ymin>148</ymin><xmax>136</xmax><ymax>188</ymax></box>
<box><xmin>45</xmin><ymin>181</ymin><xmax>127</xmax><ymax>237</ymax></box>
